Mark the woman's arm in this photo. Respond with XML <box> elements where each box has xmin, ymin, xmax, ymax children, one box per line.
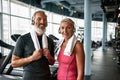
<box><xmin>75</xmin><ymin>41</ymin><xmax>85</xmax><ymax>80</ymax></box>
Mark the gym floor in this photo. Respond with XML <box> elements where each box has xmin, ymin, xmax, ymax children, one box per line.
<box><xmin>85</xmin><ymin>47</ymin><xmax>120</xmax><ymax>80</ymax></box>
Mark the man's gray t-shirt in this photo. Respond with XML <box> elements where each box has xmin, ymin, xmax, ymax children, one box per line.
<box><xmin>13</xmin><ymin>33</ymin><xmax>54</xmax><ymax>80</ymax></box>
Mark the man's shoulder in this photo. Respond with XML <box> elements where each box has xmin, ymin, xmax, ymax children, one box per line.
<box><xmin>20</xmin><ymin>32</ymin><xmax>31</xmax><ymax>40</ymax></box>
<box><xmin>22</xmin><ymin>32</ymin><xmax>30</xmax><ymax>36</ymax></box>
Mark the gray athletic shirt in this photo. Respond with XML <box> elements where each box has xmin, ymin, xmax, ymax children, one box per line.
<box><xmin>13</xmin><ymin>33</ymin><xmax>54</xmax><ymax>78</ymax></box>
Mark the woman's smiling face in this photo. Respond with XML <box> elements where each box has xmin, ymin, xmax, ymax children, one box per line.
<box><xmin>60</xmin><ymin>21</ymin><xmax>74</xmax><ymax>40</ymax></box>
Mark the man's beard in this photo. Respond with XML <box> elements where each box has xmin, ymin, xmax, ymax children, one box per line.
<box><xmin>34</xmin><ymin>26</ymin><xmax>46</xmax><ymax>35</ymax></box>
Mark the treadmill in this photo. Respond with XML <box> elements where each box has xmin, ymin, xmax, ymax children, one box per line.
<box><xmin>0</xmin><ymin>34</ymin><xmax>23</xmax><ymax>80</ymax></box>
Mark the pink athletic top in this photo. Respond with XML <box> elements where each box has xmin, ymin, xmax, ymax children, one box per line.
<box><xmin>57</xmin><ymin>50</ymin><xmax>77</xmax><ymax>80</ymax></box>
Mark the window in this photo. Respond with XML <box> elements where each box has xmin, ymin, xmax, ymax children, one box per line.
<box><xmin>0</xmin><ymin>0</ymin><xmax>116</xmax><ymax>55</ymax></box>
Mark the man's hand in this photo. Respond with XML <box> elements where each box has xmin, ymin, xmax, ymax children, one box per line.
<box><xmin>43</xmin><ymin>48</ymin><xmax>50</xmax><ymax>58</ymax></box>
<box><xmin>43</xmin><ymin>48</ymin><xmax>55</xmax><ymax>65</ymax></box>
<box><xmin>31</xmin><ymin>49</ymin><xmax>43</xmax><ymax>61</ymax></box>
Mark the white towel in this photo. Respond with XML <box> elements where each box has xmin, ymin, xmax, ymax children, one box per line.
<box><xmin>42</xmin><ymin>34</ymin><xmax>48</xmax><ymax>49</ymax></box>
<box><xmin>56</xmin><ymin>34</ymin><xmax>77</xmax><ymax>56</ymax></box>
<box><xmin>30</xmin><ymin>28</ymin><xmax>48</xmax><ymax>50</ymax></box>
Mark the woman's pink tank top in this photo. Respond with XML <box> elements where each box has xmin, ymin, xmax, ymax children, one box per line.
<box><xmin>57</xmin><ymin>50</ymin><xmax>77</xmax><ymax>80</ymax></box>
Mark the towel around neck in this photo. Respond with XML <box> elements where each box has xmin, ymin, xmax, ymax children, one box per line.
<box><xmin>30</xmin><ymin>27</ymin><xmax>48</xmax><ymax>50</ymax></box>
<box><xmin>56</xmin><ymin>34</ymin><xmax>77</xmax><ymax>56</ymax></box>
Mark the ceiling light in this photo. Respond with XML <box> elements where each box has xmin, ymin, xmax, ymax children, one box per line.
<box><xmin>73</xmin><ymin>10</ymin><xmax>77</xmax><ymax>13</ymax></box>
<box><xmin>119</xmin><ymin>7</ymin><xmax>120</xmax><ymax>10</ymax></box>
<box><xmin>60</xmin><ymin>6</ymin><xmax>64</xmax><ymax>10</ymax></box>
<box><xmin>118</xmin><ymin>13</ymin><xmax>120</xmax><ymax>17</ymax></box>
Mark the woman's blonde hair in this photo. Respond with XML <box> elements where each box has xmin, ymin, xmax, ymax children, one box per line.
<box><xmin>61</xmin><ymin>18</ymin><xmax>75</xmax><ymax>28</ymax></box>
<box><xmin>59</xmin><ymin>18</ymin><xmax>75</xmax><ymax>33</ymax></box>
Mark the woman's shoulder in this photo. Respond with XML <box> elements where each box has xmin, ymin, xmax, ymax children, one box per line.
<box><xmin>76</xmin><ymin>40</ymin><xmax>83</xmax><ymax>46</ymax></box>
<box><xmin>74</xmin><ymin>40</ymin><xmax>84</xmax><ymax>50</ymax></box>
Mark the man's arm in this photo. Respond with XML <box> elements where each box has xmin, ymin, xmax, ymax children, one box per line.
<box><xmin>11</xmin><ymin>49</ymin><xmax>43</xmax><ymax>68</ymax></box>
<box><xmin>11</xmin><ymin>55</ymin><xmax>33</xmax><ymax>68</ymax></box>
